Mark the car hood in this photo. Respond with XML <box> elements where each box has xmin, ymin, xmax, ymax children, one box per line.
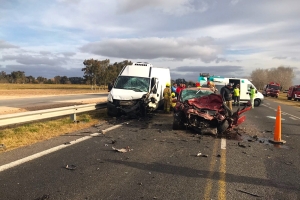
<box><xmin>110</xmin><ymin>88</ymin><xmax>147</xmax><ymax>100</ymax></box>
<box><xmin>186</xmin><ymin>93</ymin><xmax>223</xmax><ymax>110</ymax></box>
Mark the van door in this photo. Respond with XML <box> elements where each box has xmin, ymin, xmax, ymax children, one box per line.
<box><xmin>239</xmin><ymin>79</ymin><xmax>250</xmax><ymax>102</ymax></box>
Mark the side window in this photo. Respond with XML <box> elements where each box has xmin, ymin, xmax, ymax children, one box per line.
<box><xmin>247</xmin><ymin>84</ymin><xmax>252</xmax><ymax>91</ymax></box>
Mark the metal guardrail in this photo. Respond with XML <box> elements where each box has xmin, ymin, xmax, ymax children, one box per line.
<box><xmin>0</xmin><ymin>103</ymin><xmax>107</xmax><ymax>127</ymax></box>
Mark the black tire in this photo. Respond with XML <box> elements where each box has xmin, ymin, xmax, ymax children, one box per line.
<box><xmin>254</xmin><ymin>99</ymin><xmax>261</xmax><ymax>107</ymax></box>
<box><xmin>217</xmin><ymin>120</ymin><xmax>229</xmax><ymax>134</ymax></box>
<box><xmin>287</xmin><ymin>97</ymin><xmax>292</xmax><ymax>100</ymax></box>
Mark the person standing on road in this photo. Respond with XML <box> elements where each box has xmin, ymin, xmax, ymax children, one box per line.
<box><xmin>176</xmin><ymin>83</ymin><xmax>183</xmax><ymax>96</ymax></box>
<box><xmin>171</xmin><ymin>83</ymin><xmax>177</xmax><ymax>95</ymax></box>
<box><xmin>233</xmin><ymin>84</ymin><xmax>240</xmax><ymax>106</ymax></box>
<box><xmin>163</xmin><ymin>83</ymin><xmax>172</xmax><ymax>113</ymax></box>
<box><xmin>220</xmin><ymin>83</ymin><xmax>233</xmax><ymax>111</ymax></box>
<box><xmin>249</xmin><ymin>85</ymin><xmax>256</xmax><ymax>109</ymax></box>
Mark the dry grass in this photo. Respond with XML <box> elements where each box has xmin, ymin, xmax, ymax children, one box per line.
<box><xmin>0</xmin><ymin>84</ymin><xmax>109</xmax><ymax>152</ymax></box>
<box><xmin>264</xmin><ymin>92</ymin><xmax>300</xmax><ymax>107</ymax></box>
<box><xmin>0</xmin><ymin>83</ymin><xmax>106</xmax><ymax>90</ymax></box>
<box><xmin>0</xmin><ymin>110</ymin><xmax>107</xmax><ymax>152</ymax></box>
<box><xmin>0</xmin><ymin>83</ymin><xmax>108</xmax><ymax>98</ymax></box>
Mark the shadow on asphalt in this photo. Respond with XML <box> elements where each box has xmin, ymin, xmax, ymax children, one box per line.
<box><xmin>105</xmin><ymin>159</ymin><xmax>299</xmax><ymax>192</ymax></box>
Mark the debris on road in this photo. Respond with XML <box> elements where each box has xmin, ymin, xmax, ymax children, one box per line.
<box><xmin>111</xmin><ymin>140</ymin><xmax>117</xmax><ymax>144</ymax></box>
<box><xmin>112</xmin><ymin>146</ymin><xmax>133</xmax><ymax>153</ymax></box>
<box><xmin>238</xmin><ymin>142</ymin><xmax>246</xmax><ymax>148</ymax></box>
<box><xmin>65</xmin><ymin>164</ymin><xmax>77</xmax><ymax>170</ymax></box>
<box><xmin>34</xmin><ymin>194</ymin><xmax>50</xmax><ymax>200</ymax></box>
<box><xmin>236</xmin><ymin>189</ymin><xmax>262</xmax><ymax>197</ymax></box>
<box><xmin>196</xmin><ymin>152</ymin><xmax>208</xmax><ymax>157</ymax></box>
<box><xmin>64</xmin><ymin>142</ymin><xmax>71</xmax><ymax>145</ymax></box>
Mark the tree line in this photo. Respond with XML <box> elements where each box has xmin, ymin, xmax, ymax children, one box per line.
<box><xmin>250</xmin><ymin>66</ymin><xmax>295</xmax><ymax>90</ymax></box>
<box><xmin>0</xmin><ymin>60</ymin><xmax>132</xmax><ymax>86</ymax></box>
<box><xmin>1</xmin><ymin>60</ymin><xmax>295</xmax><ymax>91</ymax></box>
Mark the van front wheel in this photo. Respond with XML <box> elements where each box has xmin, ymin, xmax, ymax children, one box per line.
<box><xmin>254</xmin><ymin>99</ymin><xmax>261</xmax><ymax>107</ymax></box>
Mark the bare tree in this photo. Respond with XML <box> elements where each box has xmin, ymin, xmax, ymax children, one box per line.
<box><xmin>251</xmin><ymin>66</ymin><xmax>295</xmax><ymax>90</ymax></box>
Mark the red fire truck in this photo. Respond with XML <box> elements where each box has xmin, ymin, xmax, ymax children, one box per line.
<box><xmin>263</xmin><ymin>82</ymin><xmax>281</xmax><ymax>98</ymax></box>
<box><xmin>287</xmin><ymin>85</ymin><xmax>300</xmax><ymax>101</ymax></box>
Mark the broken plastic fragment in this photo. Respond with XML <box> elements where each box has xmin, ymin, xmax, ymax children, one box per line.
<box><xmin>112</xmin><ymin>146</ymin><xmax>133</xmax><ymax>153</ymax></box>
<box><xmin>65</xmin><ymin>164</ymin><xmax>76</xmax><ymax>170</ymax></box>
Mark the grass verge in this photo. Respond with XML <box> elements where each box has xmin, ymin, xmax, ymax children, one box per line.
<box><xmin>0</xmin><ymin>109</ymin><xmax>108</xmax><ymax>153</ymax></box>
<box><xmin>264</xmin><ymin>92</ymin><xmax>300</xmax><ymax>107</ymax></box>
<box><xmin>0</xmin><ymin>83</ymin><xmax>107</xmax><ymax>90</ymax></box>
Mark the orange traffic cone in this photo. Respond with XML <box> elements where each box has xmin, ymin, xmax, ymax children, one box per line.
<box><xmin>269</xmin><ymin>105</ymin><xmax>286</xmax><ymax>144</ymax></box>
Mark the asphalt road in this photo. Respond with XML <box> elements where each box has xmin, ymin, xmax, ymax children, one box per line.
<box><xmin>0</xmin><ymin>99</ymin><xmax>299</xmax><ymax>200</ymax></box>
<box><xmin>0</xmin><ymin>93</ymin><xmax>108</xmax><ymax>114</ymax></box>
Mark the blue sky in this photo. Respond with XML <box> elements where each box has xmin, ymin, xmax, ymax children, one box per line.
<box><xmin>0</xmin><ymin>0</ymin><xmax>299</xmax><ymax>83</ymax></box>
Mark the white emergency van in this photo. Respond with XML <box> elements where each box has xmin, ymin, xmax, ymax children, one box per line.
<box><xmin>211</xmin><ymin>77</ymin><xmax>264</xmax><ymax>107</ymax></box>
<box><xmin>107</xmin><ymin>62</ymin><xmax>171</xmax><ymax>117</ymax></box>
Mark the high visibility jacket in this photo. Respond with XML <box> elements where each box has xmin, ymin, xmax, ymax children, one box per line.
<box><xmin>233</xmin><ymin>88</ymin><xmax>240</xmax><ymax>96</ymax></box>
<box><xmin>250</xmin><ymin>88</ymin><xmax>255</xmax><ymax>98</ymax></box>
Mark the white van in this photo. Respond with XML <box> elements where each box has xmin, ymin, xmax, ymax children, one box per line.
<box><xmin>107</xmin><ymin>62</ymin><xmax>171</xmax><ymax>117</ymax></box>
<box><xmin>211</xmin><ymin>77</ymin><xmax>264</xmax><ymax>107</ymax></box>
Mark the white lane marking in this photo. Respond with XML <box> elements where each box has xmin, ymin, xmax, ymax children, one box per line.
<box><xmin>266</xmin><ymin>116</ymin><xmax>285</xmax><ymax>120</ymax></box>
<box><xmin>221</xmin><ymin>138</ymin><xmax>226</xmax><ymax>150</ymax></box>
<box><xmin>262</xmin><ymin>103</ymin><xmax>300</xmax><ymax>120</ymax></box>
<box><xmin>289</xmin><ymin>117</ymin><xmax>298</xmax><ymax>120</ymax></box>
<box><xmin>0</xmin><ymin>124</ymin><xmax>123</xmax><ymax>172</ymax></box>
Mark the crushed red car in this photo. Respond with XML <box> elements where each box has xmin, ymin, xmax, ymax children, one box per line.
<box><xmin>172</xmin><ymin>87</ymin><xmax>251</xmax><ymax>135</ymax></box>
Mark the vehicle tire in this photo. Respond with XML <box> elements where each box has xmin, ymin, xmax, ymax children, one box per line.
<box><xmin>254</xmin><ymin>99</ymin><xmax>261</xmax><ymax>107</ymax></box>
<box><xmin>287</xmin><ymin>97</ymin><xmax>292</xmax><ymax>100</ymax></box>
<box><xmin>217</xmin><ymin>120</ymin><xmax>229</xmax><ymax>134</ymax></box>
<box><xmin>172</xmin><ymin>112</ymin><xmax>184</xmax><ymax>130</ymax></box>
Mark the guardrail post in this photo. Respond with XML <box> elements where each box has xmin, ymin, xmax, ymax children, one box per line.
<box><xmin>70</xmin><ymin>105</ymin><xmax>77</xmax><ymax>122</ymax></box>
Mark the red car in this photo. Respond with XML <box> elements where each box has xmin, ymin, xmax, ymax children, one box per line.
<box><xmin>172</xmin><ymin>87</ymin><xmax>251</xmax><ymax>135</ymax></box>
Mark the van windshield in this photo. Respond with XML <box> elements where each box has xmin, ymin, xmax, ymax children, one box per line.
<box><xmin>114</xmin><ymin>76</ymin><xmax>150</xmax><ymax>92</ymax></box>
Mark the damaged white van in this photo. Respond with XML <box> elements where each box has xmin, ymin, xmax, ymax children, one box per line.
<box><xmin>107</xmin><ymin>62</ymin><xmax>171</xmax><ymax>117</ymax></box>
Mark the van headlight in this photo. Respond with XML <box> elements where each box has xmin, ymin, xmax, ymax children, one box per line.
<box><xmin>107</xmin><ymin>93</ymin><xmax>113</xmax><ymax>102</ymax></box>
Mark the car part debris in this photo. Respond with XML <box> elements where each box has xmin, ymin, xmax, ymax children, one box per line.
<box><xmin>64</xmin><ymin>142</ymin><xmax>71</xmax><ymax>145</ymax></box>
<box><xmin>238</xmin><ymin>142</ymin><xmax>246</xmax><ymax>148</ymax></box>
<box><xmin>236</xmin><ymin>189</ymin><xmax>261</xmax><ymax>197</ymax></box>
<box><xmin>196</xmin><ymin>152</ymin><xmax>208</xmax><ymax>157</ymax></box>
<box><xmin>34</xmin><ymin>194</ymin><xmax>50</xmax><ymax>200</ymax></box>
<box><xmin>65</xmin><ymin>164</ymin><xmax>76</xmax><ymax>170</ymax></box>
<box><xmin>112</xmin><ymin>146</ymin><xmax>133</xmax><ymax>153</ymax></box>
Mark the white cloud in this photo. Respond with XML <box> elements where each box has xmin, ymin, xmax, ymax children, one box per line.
<box><xmin>0</xmin><ymin>0</ymin><xmax>299</xmax><ymax>84</ymax></box>
<box><xmin>80</xmin><ymin>37</ymin><xmax>221</xmax><ymax>63</ymax></box>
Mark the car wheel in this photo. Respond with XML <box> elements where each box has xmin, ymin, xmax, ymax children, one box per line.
<box><xmin>287</xmin><ymin>97</ymin><xmax>292</xmax><ymax>100</ymax></box>
<box><xmin>217</xmin><ymin>120</ymin><xmax>229</xmax><ymax>134</ymax></box>
<box><xmin>254</xmin><ymin>99</ymin><xmax>261</xmax><ymax>107</ymax></box>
